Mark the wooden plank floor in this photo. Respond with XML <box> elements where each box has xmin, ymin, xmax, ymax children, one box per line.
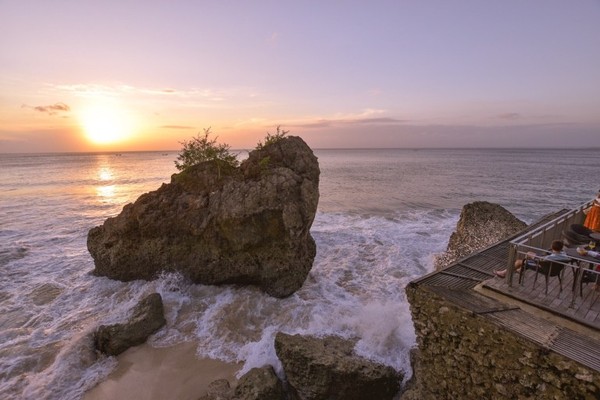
<box><xmin>484</xmin><ymin>265</ymin><xmax>600</xmax><ymax>329</ymax></box>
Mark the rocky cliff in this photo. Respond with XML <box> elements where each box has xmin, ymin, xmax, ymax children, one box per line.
<box><xmin>434</xmin><ymin>201</ymin><xmax>526</xmax><ymax>270</ymax></box>
<box><xmin>87</xmin><ymin>136</ymin><xmax>320</xmax><ymax>297</ymax></box>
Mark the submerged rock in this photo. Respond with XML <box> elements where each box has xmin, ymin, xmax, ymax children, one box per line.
<box><xmin>94</xmin><ymin>293</ymin><xmax>166</xmax><ymax>356</ymax></box>
<box><xmin>274</xmin><ymin>332</ymin><xmax>402</xmax><ymax>400</ymax></box>
<box><xmin>87</xmin><ymin>136</ymin><xmax>320</xmax><ymax>298</ymax></box>
<box><xmin>434</xmin><ymin>201</ymin><xmax>526</xmax><ymax>270</ymax></box>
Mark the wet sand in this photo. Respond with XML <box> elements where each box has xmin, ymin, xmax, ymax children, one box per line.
<box><xmin>84</xmin><ymin>342</ymin><xmax>240</xmax><ymax>400</ymax></box>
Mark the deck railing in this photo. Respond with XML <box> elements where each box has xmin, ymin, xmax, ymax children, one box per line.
<box><xmin>507</xmin><ymin>200</ymin><xmax>592</xmax><ymax>281</ymax></box>
<box><xmin>506</xmin><ymin>200</ymin><xmax>598</xmax><ymax>305</ymax></box>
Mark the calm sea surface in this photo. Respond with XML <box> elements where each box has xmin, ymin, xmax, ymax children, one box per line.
<box><xmin>1</xmin><ymin>148</ymin><xmax>599</xmax><ymax>399</ymax></box>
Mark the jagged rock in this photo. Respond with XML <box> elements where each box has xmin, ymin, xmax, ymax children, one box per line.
<box><xmin>199</xmin><ymin>367</ymin><xmax>284</xmax><ymax>400</ymax></box>
<box><xmin>198</xmin><ymin>379</ymin><xmax>233</xmax><ymax>400</ymax></box>
<box><xmin>94</xmin><ymin>293</ymin><xmax>166</xmax><ymax>356</ymax></box>
<box><xmin>274</xmin><ymin>333</ymin><xmax>401</xmax><ymax>400</ymax></box>
<box><xmin>434</xmin><ymin>201</ymin><xmax>526</xmax><ymax>270</ymax></box>
<box><xmin>234</xmin><ymin>366</ymin><xmax>285</xmax><ymax>400</ymax></box>
<box><xmin>87</xmin><ymin>136</ymin><xmax>320</xmax><ymax>298</ymax></box>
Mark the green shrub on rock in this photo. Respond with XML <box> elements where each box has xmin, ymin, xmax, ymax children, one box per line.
<box><xmin>175</xmin><ymin>128</ymin><xmax>239</xmax><ymax>172</ymax></box>
<box><xmin>255</xmin><ymin>126</ymin><xmax>289</xmax><ymax>150</ymax></box>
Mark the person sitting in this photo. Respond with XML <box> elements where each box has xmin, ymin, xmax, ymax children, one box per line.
<box><xmin>494</xmin><ymin>240</ymin><xmax>570</xmax><ymax>278</ymax></box>
<box><xmin>579</xmin><ymin>248</ymin><xmax>600</xmax><ymax>259</ymax></box>
<box><xmin>584</xmin><ymin>189</ymin><xmax>600</xmax><ymax>232</ymax></box>
<box><xmin>577</xmin><ymin>248</ymin><xmax>600</xmax><ymax>290</ymax></box>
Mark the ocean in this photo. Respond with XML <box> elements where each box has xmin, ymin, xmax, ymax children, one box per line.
<box><xmin>1</xmin><ymin>148</ymin><xmax>599</xmax><ymax>399</ymax></box>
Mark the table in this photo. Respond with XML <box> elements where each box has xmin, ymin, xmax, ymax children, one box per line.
<box><xmin>565</xmin><ymin>247</ymin><xmax>600</xmax><ymax>303</ymax></box>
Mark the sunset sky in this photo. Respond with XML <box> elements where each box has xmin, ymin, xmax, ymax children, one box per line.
<box><xmin>1</xmin><ymin>1</ymin><xmax>599</xmax><ymax>152</ymax></box>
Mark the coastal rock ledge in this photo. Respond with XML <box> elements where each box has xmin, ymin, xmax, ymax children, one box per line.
<box><xmin>434</xmin><ymin>201</ymin><xmax>526</xmax><ymax>270</ymax></box>
<box><xmin>87</xmin><ymin>136</ymin><xmax>320</xmax><ymax>297</ymax></box>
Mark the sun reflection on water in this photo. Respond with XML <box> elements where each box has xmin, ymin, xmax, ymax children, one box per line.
<box><xmin>96</xmin><ymin>184</ymin><xmax>116</xmax><ymax>199</ymax></box>
<box><xmin>98</xmin><ymin>168</ymin><xmax>113</xmax><ymax>181</ymax></box>
<box><xmin>95</xmin><ymin>165</ymin><xmax>118</xmax><ymax>203</ymax></box>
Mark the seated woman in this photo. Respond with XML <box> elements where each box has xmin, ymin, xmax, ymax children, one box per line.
<box><xmin>584</xmin><ymin>189</ymin><xmax>600</xmax><ymax>232</ymax></box>
<box><xmin>494</xmin><ymin>240</ymin><xmax>570</xmax><ymax>278</ymax></box>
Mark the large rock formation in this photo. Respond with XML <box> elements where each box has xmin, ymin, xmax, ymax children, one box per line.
<box><xmin>274</xmin><ymin>333</ymin><xmax>402</xmax><ymax>400</ymax></box>
<box><xmin>94</xmin><ymin>293</ymin><xmax>166</xmax><ymax>356</ymax></box>
<box><xmin>87</xmin><ymin>136</ymin><xmax>320</xmax><ymax>298</ymax></box>
<box><xmin>434</xmin><ymin>201</ymin><xmax>526</xmax><ymax>270</ymax></box>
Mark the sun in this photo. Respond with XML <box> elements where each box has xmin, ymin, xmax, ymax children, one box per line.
<box><xmin>79</xmin><ymin>103</ymin><xmax>135</xmax><ymax>145</ymax></box>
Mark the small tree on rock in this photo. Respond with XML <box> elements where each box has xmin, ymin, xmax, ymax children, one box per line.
<box><xmin>255</xmin><ymin>126</ymin><xmax>289</xmax><ymax>150</ymax></box>
<box><xmin>175</xmin><ymin>128</ymin><xmax>239</xmax><ymax>172</ymax></box>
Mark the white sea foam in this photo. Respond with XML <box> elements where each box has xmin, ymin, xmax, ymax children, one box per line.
<box><xmin>0</xmin><ymin>208</ymin><xmax>457</xmax><ymax>398</ymax></box>
<box><xmin>145</xmin><ymin>210</ymin><xmax>457</xmax><ymax>382</ymax></box>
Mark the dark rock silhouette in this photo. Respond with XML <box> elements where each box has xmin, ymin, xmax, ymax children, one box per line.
<box><xmin>94</xmin><ymin>293</ymin><xmax>166</xmax><ymax>356</ymax></box>
<box><xmin>434</xmin><ymin>201</ymin><xmax>526</xmax><ymax>270</ymax></box>
<box><xmin>87</xmin><ymin>136</ymin><xmax>320</xmax><ymax>297</ymax></box>
<box><xmin>274</xmin><ymin>333</ymin><xmax>402</xmax><ymax>400</ymax></box>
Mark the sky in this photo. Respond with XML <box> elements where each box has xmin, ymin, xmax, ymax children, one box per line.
<box><xmin>1</xmin><ymin>1</ymin><xmax>599</xmax><ymax>152</ymax></box>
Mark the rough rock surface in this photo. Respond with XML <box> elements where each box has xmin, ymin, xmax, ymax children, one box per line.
<box><xmin>94</xmin><ymin>293</ymin><xmax>166</xmax><ymax>356</ymax></box>
<box><xmin>234</xmin><ymin>366</ymin><xmax>285</xmax><ymax>400</ymax></box>
<box><xmin>198</xmin><ymin>379</ymin><xmax>233</xmax><ymax>400</ymax></box>
<box><xmin>274</xmin><ymin>333</ymin><xmax>402</xmax><ymax>400</ymax></box>
<box><xmin>87</xmin><ymin>136</ymin><xmax>320</xmax><ymax>298</ymax></box>
<box><xmin>199</xmin><ymin>367</ymin><xmax>285</xmax><ymax>400</ymax></box>
<box><xmin>434</xmin><ymin>201</ymin><xmax>526</xmax><ymax>270</ymax></box>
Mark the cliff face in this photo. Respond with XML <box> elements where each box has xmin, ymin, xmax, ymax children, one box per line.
<box><xmin>434</xmin><ymin>201</ymin><xmax>526</xmax><ymax>270</ymax></box>
<box><xmin>87</xmin><ymin>136</ymin><xmax>320</xmax><ymax>298</ymax></box>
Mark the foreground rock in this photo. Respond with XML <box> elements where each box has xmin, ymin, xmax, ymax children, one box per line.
<box><xmin>274</xmin><ymin>333</ymin><xmax>401</xmax><ymax>400</ymax></box>
<box><xmin>234</xmin><ymin>366</ymin><xmax>285</xmax><ymax>400</ymax></box>
<box><xmin>200</xmin><ymin>366</ymin><xmax>285</xmax><ymax>400</ymax></box>
<box><xmin>434</xmin><ymin>201</ymin><xmax>526</xmax><ymax>270</ymax></box>
<box><xmin>87</xmin><ymin>136</ymin><xmax>320</xmax><ymax>298</ymax></box>
<box><xmin>94</xmin><ymin>293</ymin><xmax>166</xmax><ymax>356</ymax></box>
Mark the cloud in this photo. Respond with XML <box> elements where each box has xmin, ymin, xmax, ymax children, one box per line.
<box><xmin>497</xmin><ymin>112</ymin><xmax>522</xmax><ymax>120</ymax></box>
<box><xmin>22</xmin><ymin>102</ymin><xmax>71</xmax><ymax>115</ymax></box>
<box><xmin>161</xmin><ymin>125</ymin><xmax>195</xmax><ymax>130</ymax></box>
<box><xmin>289</xmin><ymin>114</ymin><xmax>407</xmax><ymax>129</ymax></box>
<box><xmin>353</xmin><ymin>117</ymin><xmax>405</xmax><ymax>124</ymax></box>
<box><xmin>51</xmin><ymin>83</ymin><xmax>254</xmax><ymax>101</ymax></box>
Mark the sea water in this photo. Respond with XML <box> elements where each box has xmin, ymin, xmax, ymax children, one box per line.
<box><xmin>1</xmin><ymin>148</ymin><xmax>598</xmax><ymax>399</ymax></box>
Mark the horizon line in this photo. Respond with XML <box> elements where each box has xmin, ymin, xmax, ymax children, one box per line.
<box><xmin>1</xmin><ymin>146</ymin><xmax>599</xmax><ymax>156</ymax></box>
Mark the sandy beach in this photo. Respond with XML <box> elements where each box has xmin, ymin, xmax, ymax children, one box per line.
<box><xmin>84</xmin><ymin>342</ymin><xmax>240</xmax><ymax>400</ymax></box>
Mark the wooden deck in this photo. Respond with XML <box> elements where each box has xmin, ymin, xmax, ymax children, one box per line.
<box><xmin>484</xmin><ymin>263</ymin><xmax>600</xmax><ymax>329</ymax></box>
<box><xmin>411</xmin><ymin>211</ymin><xmax>600</xmax><ymax>372</ymax></box>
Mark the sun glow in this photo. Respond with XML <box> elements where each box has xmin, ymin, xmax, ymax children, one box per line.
<box><xmin>79</xmin><ymin>102</ymin><xmax>136</xmax><ymax>145</ymax></box>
